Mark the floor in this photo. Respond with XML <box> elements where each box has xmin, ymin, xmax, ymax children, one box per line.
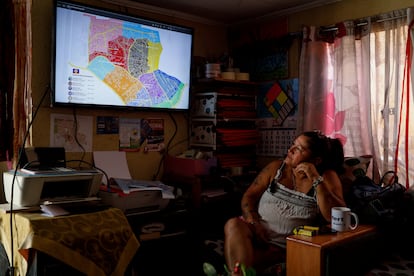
<box><xmin>131</xmin><ymin>194</ymin><xmax>239</xmax><ymax>276</ymax></box>
<box><xmin>365</xmin><ymin>251</ymin><xmax>414</xmax><ymax>276</ymax></box>
<box><xmin>202</xmin><ymin>237</ymin><xmax>414</xmax><ymax>276</ymax></box>
<box><xmin>133</xmin><ymin>189</ymin><xmax>414</xmax><ymax>276</ymax></box>
<box><xmin>197</xmin><ymin>193</ymin><xmax>414</xmax><ymax>276</ymax></box>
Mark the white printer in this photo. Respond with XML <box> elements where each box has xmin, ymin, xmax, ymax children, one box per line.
<box><xmin>3</xmin><ymin>170</ymin><xmax>103</xmax><ymax>207</ymax></box>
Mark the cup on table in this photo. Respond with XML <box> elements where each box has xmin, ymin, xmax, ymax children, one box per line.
<box><xmin>331</xmin><ymin>207</ymin><xmax>359</xmax><ymax>232</ymax></box>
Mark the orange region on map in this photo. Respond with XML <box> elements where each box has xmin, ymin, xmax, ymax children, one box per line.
<box><xmin>104</xmin><ymin>66</ymin><xmax>144</xmax><ymax>103</ymax></box>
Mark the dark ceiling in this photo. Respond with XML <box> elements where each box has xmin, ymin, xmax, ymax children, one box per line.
<box><xmin>109</xmin><ymin>0</ymin><xmax>341</xmax><ymax>25</ymax></box>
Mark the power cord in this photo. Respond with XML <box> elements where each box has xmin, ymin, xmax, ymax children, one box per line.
<box><xmin>152</xmin><ymin>112</ymin><xmax>179</xmax><ymax>181</ymax></box>
<box><xmin>8</xmin><ymin>84</ymin><xmax>50</xmax><ymax>276</ymax></box>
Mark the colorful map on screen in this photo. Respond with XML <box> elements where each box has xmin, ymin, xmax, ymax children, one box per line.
<box><xmin>54</xmin><ymin>4</ymin><xmax>192</xmax><ymax>110</ymax></box>
<box><xmin>85</xmin><ymin>16</ymin><xmax>183</xmax><ymax>107</ymax></box>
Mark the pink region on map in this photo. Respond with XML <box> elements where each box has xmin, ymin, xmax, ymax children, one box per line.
<box><xmin>87</xmin><ymin>16</ymin><xmax>124</xmax><ymax>63</ymax></box>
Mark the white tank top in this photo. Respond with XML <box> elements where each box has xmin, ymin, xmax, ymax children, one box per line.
<box><xmin>258</xmin><ymin>162</ymin><xmax>319</xmax><ymax>248</ymax></box>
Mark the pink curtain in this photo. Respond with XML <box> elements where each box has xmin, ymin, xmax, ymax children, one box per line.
<box><xmin>298</xmin><ymin>22</ymin><xmax>372</xmax><ymax>157</ymax></box>
<box><xmin>299</xmin><ymin>8</ymin><xmax>413</xmax><ymax>186</ymax></box>
<box><xmin>12</xmin><ymin>0</ymin><xmax>32</xmax><ymax>168</ymax></box>
<box><xmin>297</xmin><ymin>26</ymin><xmax>333</xmax><ymax>135</ymax></box>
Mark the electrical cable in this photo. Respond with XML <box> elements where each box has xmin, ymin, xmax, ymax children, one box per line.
<box><xmin>8</xmin><ymin>84</ymin><xmax>50</xmax><ymax>276</ymax></box>
<box><xmin>152</xmin><ymin>112</ymin><xmax>178</xmax><ymax>180</ymax></box>
<box><xmin>71</xmin><ymin>107</ymin><xmax>86</xmax><ymax>168</ymax></box>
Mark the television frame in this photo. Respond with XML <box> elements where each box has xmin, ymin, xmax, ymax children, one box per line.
<box><xmin>51</xmin><ymin>0</ymin><xmax>194</xmax><ymax>112</ymax></box>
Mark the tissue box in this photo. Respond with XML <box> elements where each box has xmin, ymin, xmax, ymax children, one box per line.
<box><xmin>164</xmin><ymin>155</ymin><xmax>217</xmax><ymax>177</ymax></box>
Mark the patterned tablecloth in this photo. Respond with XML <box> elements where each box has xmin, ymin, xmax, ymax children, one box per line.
<box><xmin>0</xmin><ymin>207</ymin><xmax>140</xmax><ymax>276</ymax></box>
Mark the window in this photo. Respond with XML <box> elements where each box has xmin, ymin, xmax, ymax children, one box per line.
<box><xmin>299</xmin><ymin>9</ymin><xmax>413</xmax><ymax>187</ymax></box>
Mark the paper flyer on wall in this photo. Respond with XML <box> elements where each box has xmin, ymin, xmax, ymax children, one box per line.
<box><xmin>50</xmin><ymin>113</ymin><xmax>93</xmax><ymax>152</ymax></box>
<box><xmin>96</xmin><ymin>116</ymin><xmax>119</xmax><ymax>134</ymax></box>
<box><xmin>119</xmin><ymin>117</ymin><xmax>141</xmax><ymax>151</ymax></box>
<box><xmin>143</xmin><ymin>118</ymin><xmax>165</xmax><ymax>152</ymax></box>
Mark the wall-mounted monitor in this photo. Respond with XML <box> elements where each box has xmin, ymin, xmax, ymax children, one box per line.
<box><xmin>52</xmin><ymin>0</ymin><xmax>194</xmax><ymax>111</ymax></box>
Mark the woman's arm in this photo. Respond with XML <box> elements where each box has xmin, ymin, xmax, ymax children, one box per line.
<box><xmin>240</xmin><ymin>160</ymin><xmax>281</xmax><ymax>224</ymax></box>
<box><xmin>294</xmin><ymin>162</ymin><xmax>346</xmax><ymax>222</ymax></box>
<box><xmin>315</xmin><ymin>170</ymin><xmax>346</xmax><ymax>221</ymax></box>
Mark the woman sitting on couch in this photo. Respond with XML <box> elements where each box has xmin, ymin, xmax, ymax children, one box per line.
<box><xmin>223</xmin><ymin>131</ymin><xmax>346</xmax><ymax>275</ymax></box>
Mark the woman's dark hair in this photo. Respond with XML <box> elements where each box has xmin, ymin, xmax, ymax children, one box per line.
<box><xmin>301</xmin><ymin>130</ymin><xmax>344</xmax><ymax>175</ymax></box>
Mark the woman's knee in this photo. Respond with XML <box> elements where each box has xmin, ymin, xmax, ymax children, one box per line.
<box><xmin>224</xmin><ymin>217</ymin><xmax>246</xmax><ymax>236</ymax></box>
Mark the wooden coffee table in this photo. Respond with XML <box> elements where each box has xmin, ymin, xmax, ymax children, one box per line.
<box><xmin>286</xmin><ymin>224</ymin><xmax>377</xmax><ymax>276</ymax></box>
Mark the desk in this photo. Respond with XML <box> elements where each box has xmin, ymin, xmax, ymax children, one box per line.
<box><xmin>0</xmin><ymin>207</ymin><xmax>140</xmax><ymax>276</ymax></box>
<box><xmin>286</xmin><ymin>224</ymin><xmax>377</xmax><ymax>276</ymax></box>
<box><xmin>163</xmin><ymin>173</ymin><xmax>206</xmax><ymax>208</ymax></box>
<box><xmin>163</xmin><ymin>173</ymin><xmax>243</xmax><ymax>209</ymax></box>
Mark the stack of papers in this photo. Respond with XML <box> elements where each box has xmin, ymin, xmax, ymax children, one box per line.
<box><xmin>110</xmin><ymin>178</ymin><xmax>174</xmax><ymax>199</ymax></box>
<box><xmin>40</xmin><ymin>204</ymin><xmax>70</xmax><ymax>217</ymax></box>
<box><xmin>93</xmin><ymin>151</ymin><xmax>174</xmax><ymax>199</ymax></box>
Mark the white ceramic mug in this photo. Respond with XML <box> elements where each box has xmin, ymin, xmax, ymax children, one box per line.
<box><xmin>331</xmin><ymin>207</ymin><xmax>359</xmax><ymax>232</ymax></box>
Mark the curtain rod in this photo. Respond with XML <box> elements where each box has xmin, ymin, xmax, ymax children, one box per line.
<box><xmin>320</xmin><ymin>14</ymin><xmax>407</xmax><ymax>32</ymax></box>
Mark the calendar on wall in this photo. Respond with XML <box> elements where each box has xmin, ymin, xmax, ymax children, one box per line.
<box><xmin>256</xmin><ymin>78</ymin><xmax>299</xmax><ymax>157</ymax></box>
<box><xmin>257</xmin><ymin>128</ymin><xmax>297</xmax><ymax>157</ymax></box>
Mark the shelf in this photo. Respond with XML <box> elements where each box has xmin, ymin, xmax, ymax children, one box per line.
<box><xmin>126</xmin><ymin>202</ymin><xmax>190</xmax><ymax>244</ymax></box>
<box><xmin>191</xmin><ymin>80</ymin><xmax>258</xmax><ymax>171</ymax></box>
<box><xmin>196</xmin><ymin>78</ymin><xmax>258</xmax><ymax>85</ymax></box>
<box><xmin>193</xmin><ymin>79</ymin><xmax>258</xmax><ymax>96</ymax></box>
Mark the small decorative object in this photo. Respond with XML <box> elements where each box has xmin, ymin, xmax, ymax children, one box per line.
<box><xmin>203</xmin><ymin>262</ymin><xmax>218</xmax><ymax>276</ymax></box>
<box><xmin>203</xmin><ymin>262</ymin><xmax>257</xmax><ymax>276</ymax></box>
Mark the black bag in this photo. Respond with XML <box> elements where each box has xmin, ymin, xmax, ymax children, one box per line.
<box><xmin>346</xmin><ymin>171</ymin><xmax>406</xmax><ymax>225</ymax></box>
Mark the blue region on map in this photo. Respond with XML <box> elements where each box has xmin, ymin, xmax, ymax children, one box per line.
<box><xmin>88</xmin><ymin>56</ymin><xmax>114</xmax><ymax>79</ymax></box>
<box><xmin>122</xmin><ymin>22</ymin><xmax>160</xmax><ymax>43</ymax></box>
<box><xmin>154</xmin><ymin>70</ymin><xmax>183</xmax><ymax>99</ymax></box>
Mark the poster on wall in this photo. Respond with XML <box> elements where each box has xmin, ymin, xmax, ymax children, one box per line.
<box><xmin>107</xmin><ymin>117</ymin><xmax>166</xmax><ymax>152</ymax></box>
<box><xmin>143</xmin><ymin>118</ymin><xmax>165</xmax><ymax>152</ymax></box>
<box><xmin>256</xmin><ymin>78</ymin><xmax>299</xmax><ymax>157</ymax></box>
<box><xmin>232</xmin><ymin>36</ymin><xmax>294</xmax><ymax>82</ymax></box>
<box><xmin>233</xmin><ymin>43</ymin><xmax>288</xmax><ymax>81</ymax></box>
<box><xmin>96</xmin><ymin>116</ymin><xmax>119</xmax><ymax>134</ymax></box>
<box><xmin>50</xmin><ymin>113</ymin><xmax>93</xmax><ymax>152</ymax></box>
<box><xmin>257</xmin><ymin>79</ymin><xmax>298</xmax><ymax>127</ymax></box>
<box><xmin>229</xmin><ymin>18</ymin><xmax>290</xmax><ymax>82</ymax></box>
<box><xmin>119</xmin><ymin>118</ymin><xmax>141</xmax><ymax>152</ymax></box>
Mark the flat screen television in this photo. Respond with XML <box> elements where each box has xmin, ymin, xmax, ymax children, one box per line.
<box><xmin>52</xmin><ymin>0</ymin><xmax>193</xmax><ymax>111</ymax></box>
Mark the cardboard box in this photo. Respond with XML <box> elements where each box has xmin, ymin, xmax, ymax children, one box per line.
<box><xmin>164</xmin><ymin>155</ymin><xmax>217</xmax><ymax>177</ymax></box>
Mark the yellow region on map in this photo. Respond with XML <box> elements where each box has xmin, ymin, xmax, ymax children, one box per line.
<box><xmin>147</xmin><ymin>41</ymin><xmax>162</xmax><ymax>72</ymax></box>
